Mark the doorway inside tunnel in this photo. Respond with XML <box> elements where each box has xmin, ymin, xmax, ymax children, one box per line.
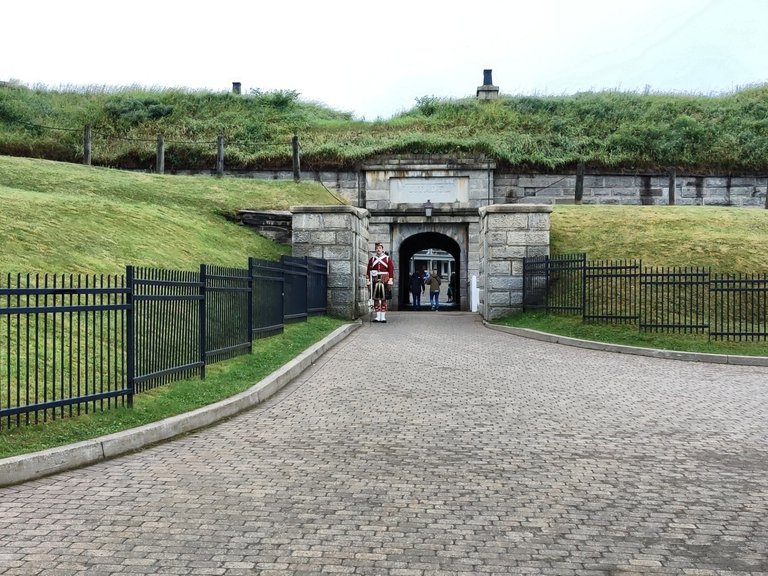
<box><xmin>398</xmin><ymin>232</ymin><xmax>461</xmax><ymax>311</ymax></box>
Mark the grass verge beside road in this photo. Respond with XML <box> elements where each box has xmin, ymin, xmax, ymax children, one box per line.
<box><xmin>496</xmin><ymin>311</ymin><xmax>768</xmax><ymax>357</ymax></box>
<box><xmin>0</xmin><ymin>316</ymin><xmax>347</xmax><ymax>460</ymax></box>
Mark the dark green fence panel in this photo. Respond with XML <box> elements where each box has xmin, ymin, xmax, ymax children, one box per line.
<box><xmin>640</xmin><ymin>267</ymin><xmax>710</xmax><ymax>333</ymax></box>
<box><xmin>0</xmin><ymin>255</ymin><xmax>327</xmax><ymax>429</ymax></box>
<box><xmin>250</xmin><ymin>258</ymin><xmax>285</xmax><ymax>339</ymax></box>
<box><xmin>306</xmin><ymin>257</ymin><xmax>328</xmax><ymax>316</ymax></box>
<box><xmin>203</xmin><ymin>264</ymin><xmax>252</xmax><ymax>365</ymax></box>
<box><xmin>523</xmin><ymin>253</ymin><xmax>586</xmax><ymax>314</ymax></box>
<box><xmin>584</xmin><ymin>260</ymin><xmax>640</xmax><ymax>324</ymax></box>
<box><xmin>710</xmin><ymin>273</ymin><xmax>768</xmax><ymax>341</ymax></box>
<box><xmin>132</xmin><ymin>267</ymin><xmax>203</xmax><ymax>392</ymax></box>
<box><xmin>0</xmin><ymin>272</ymin><xmax>130</xmax><ymax>430</ymax></box>
<box><xmin>280</xmin><ymin>256</ymin><xmax>308</xmax><ymax>324</ymax></box>
<box><xmin>523</xmin><ymin>254</ymin><xmax>767</xmax><ymax>341</ymax></box>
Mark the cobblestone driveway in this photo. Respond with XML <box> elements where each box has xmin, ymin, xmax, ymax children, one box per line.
<box><xmin>1</xmin><ymin>312</ymin><xmax>767</xmax><ymax>575</ymax></box>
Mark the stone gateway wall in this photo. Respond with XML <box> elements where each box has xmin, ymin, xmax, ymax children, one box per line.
<box><xmin>479</xmin><ymin>204</ymin><xmax>552</xmax><ymax>320</ymax></box>
<box><xmin>290</xmin><ymin>205</ymin><xmax>369</xmax><ymax>320</ymax></box>
<box><xmin>292</xmin><ymin>203</ymin><xmax>553</xmax><ymax>322</ymax></box>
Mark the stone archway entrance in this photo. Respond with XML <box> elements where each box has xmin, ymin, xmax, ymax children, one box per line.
<box><xmin>288</xmin><ymin>153</ymin><xmax>553</xmax><ymax>319</ymax></box>
<box><xmin>397</xmin><ymin>232</ymin><xmax>461</xmax><ymax>310</ymax></box>
<box><xmin>290</xmin><ymin>203</ymin><xmax>552</xmax><ymax>320</ymax></box>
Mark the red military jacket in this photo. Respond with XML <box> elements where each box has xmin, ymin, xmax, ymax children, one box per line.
<box><xmin>367</xmin><ymin>253</ymin><xmax>394</xmax><ymax>284</ymax></box>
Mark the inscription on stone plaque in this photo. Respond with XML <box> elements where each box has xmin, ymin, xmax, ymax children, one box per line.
<box><xmin>390</xmin><ymin>177</ymin><xmax>468</xmax><ymax>204</ymax></box>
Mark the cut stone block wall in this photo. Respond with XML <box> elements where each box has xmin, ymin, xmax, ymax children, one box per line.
<box><xmin>498</xmin><ymin>173</ymin><xmax>768</xmax><ymax>207</ymax></box>
<box><xmin>212</xmin><ymin>166</ymin><xmax>768</xmax><ymax>209</ymax></box>
<box><xmin>290</xmin><ymin>205</ymin><xmax>369</xmax><ymax>320</ymax></box>
<box><xmin>479</xmin><ymin>204</ymin><xmax>552</xmax><ymax>320</ymax></box>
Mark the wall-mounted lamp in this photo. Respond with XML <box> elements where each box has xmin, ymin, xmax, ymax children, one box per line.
<box><xmin>424</xmin><ymin>199</ymin><xmax>433</xmax><ymax>218</ymax></box>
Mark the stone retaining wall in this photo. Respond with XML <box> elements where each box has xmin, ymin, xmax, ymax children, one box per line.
<box><xmin>498</xmin><ymin>173</ymin><xmax>768</xmax><ymax>207</ymax></box>
<box><xmin>226</xmin><ymin>168</ymin><xmax>767</xmax><ymax>209</ymax></box>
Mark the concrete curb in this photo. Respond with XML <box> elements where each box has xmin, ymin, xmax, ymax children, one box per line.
<box><xmin>484</xmin><ymin>322</ymin><xmax>768</xmax><ymax>367</ymax></box>
<box><xmin>0</xmin><ymin>321</ymin><xmax>361</xmax><ymax>488</ymax></box>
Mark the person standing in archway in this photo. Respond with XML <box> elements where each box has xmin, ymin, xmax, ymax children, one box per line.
<box><xmin>409</xmin><ymin>268</ymin><xmax>425</xmax><ymax>310</ymax></box>
<box><xmin>426</xmin><ymin>268</ymin><xmax>442</xmax><ymax>311</ymax></box>
<box><xmin>366</xmin><ymin>241</ymin><xmax>394</xmax><ymax>323</ymax></box>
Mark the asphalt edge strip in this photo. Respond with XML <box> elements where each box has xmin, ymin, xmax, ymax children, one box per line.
<box><xmin>0</xmin><ymin>321</ymin><xmax>362</xmax><ymax>488</ymax></box>
<box><xmin>484</xmin><ymin>322</ymin><xmax>768</xmax><ymax>367</ymax></box>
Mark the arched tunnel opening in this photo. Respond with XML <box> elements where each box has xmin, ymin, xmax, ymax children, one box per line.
<box><xmin>398</xmin><ymin>232</ymin><xmax>461</xmax><ymax>310</ymax></box>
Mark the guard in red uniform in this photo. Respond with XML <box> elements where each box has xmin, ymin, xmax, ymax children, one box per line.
<box><xmin>366</xmin><ymin>241</ymin><xmax>395</xmax><ymax>323</ymax></box>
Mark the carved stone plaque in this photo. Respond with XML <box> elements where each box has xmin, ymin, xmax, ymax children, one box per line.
<box><xmin>390</xmin><ymin>177</ymin><xmax>468</xmax><ymax>204</ymax></box>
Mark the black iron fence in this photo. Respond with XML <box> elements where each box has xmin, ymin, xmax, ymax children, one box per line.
<box><xmin>0</xmin><ymin>255</ymin><xmax>328</xmax><ymax>430</ymax></box>
<box><xmin>523</xmin><ymin>254</ymin><xmax>768</xmax><ymax>341</ymax></box>
<box><xmin>0</xmin><ymin>273</ymin><xmax>130</xmax><ymax>428</ymax></box>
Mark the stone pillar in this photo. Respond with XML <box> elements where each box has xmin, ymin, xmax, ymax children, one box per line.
<box><xmin>291</xmin><ymin>205</ymin><xmax>370</xmax><ymax>320</ymax></box>
<box><xmin>479</xmin><ymin>204</ymin><xmax>552</xmax><ymax>320</ymax></box>
<box><xmin>476</xmin><ymin>69</ymin><xmax>499</xmax><ymax>101</ymax></box>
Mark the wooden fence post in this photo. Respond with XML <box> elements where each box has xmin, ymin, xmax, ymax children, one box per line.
<box><xmin>216</xmin><ymin>135</ymin><xmax>225</xmax><ymax>176</ymax></box>
<box><xmin>574</xmin><ymin>161</ymin><xmax>584</xmax><ymax>204</ymax></box>
<box><xmin>83</xmin><ymin>124</ymin><xmax>92</xmax><ymax>165</ymax></box>
<box><xmin>292</xmin><ymin>134</ymin><xmax>300</xmax><ymax>182</ymax></box>
<box><xmin>156</xmin><ymin>134</ymin><xmax>165</xmax><ymax>174</ymax></box>
<box><xmin>668</xmin><ymin>167</ymin><xmax>676</xmax><ymax>205</ymax></box>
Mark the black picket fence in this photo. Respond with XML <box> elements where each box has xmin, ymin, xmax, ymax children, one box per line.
<box><xmin>523</xmin><ymin>253</ymin><xmax>768</xmax><ymax>341</ymax></box>
<box><xmin>0</xmin><ymin>255</ymin><xmax>327</xmax><ymax>430</ymax></box>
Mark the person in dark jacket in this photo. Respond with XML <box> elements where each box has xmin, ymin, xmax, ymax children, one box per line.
<box><xmin>447</xmin><ymin>271</ymin><xmax>456</xmax><ymax>302</ymax></box>
<box><xmin>409</xmin><ymin>269</ymin><xmax>425</xmax><ymax>310</ymax></box>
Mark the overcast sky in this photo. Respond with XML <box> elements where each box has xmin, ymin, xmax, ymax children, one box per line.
<box><xmin>3</xmin><ymin>0</ymin><xmax>766</xmax><ymax>120</ymax></box>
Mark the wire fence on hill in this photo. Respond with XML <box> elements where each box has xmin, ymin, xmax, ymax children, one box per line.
<box><xmin>10</xmin><ymin>119</ymin><xmax>299</xmax><ymax>176</ymax></box>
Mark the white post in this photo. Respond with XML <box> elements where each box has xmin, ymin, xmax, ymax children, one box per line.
<box><xmin>470</xmin><ymin>275</ymin><xmax>479</xmax><ymax>312</ymax></box>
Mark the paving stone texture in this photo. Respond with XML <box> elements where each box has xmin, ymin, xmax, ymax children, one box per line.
<box><xmin>1</xmin><ymin>312</ymin><xmax>767</xmax><ymax>575</ymax></box>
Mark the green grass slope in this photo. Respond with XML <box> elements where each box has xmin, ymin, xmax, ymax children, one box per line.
<box><xmin>551</xmin><ymin>205</ymin><xmax>768</xmax><ymax>273</ymax></box>
<box><xmin>0</xmin><ymin>155</ymin><xmax>344</xmax><ymax>274</ymax></box>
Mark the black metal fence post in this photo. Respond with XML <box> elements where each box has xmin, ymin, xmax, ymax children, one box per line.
<box><xmin>199</xmin><ymin>264</ymin><xmax>207</xmax><ymax>380</ymax></box>
<box><xmin>126</xmin><ymin>266</ymin><xmax>135</xmax><ymax>408</ymax></box>
<box><xmin>581</xmin><ymin>254</ymin><xmax>587</xmax><ymax>319</ymax></box>
<box><xmin>247</xmin><ymin>258</ymin><xmax>254</xmax><ymax>351</ymax></box>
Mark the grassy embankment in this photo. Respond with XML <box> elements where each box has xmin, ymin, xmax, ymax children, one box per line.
<box><xmin>497</xmin><ymin>205</ymin><xmax>768</xmax><ymax>357</ymax></box>
<box><xmin>0</xmin><ymin>155</ymin><xmax>347</xmax><ymax>458</ymax></box>
<box><xmin>2</xmin><ymin>82</ymin><xmax>768</xmax><ymax>173</ymax></box>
